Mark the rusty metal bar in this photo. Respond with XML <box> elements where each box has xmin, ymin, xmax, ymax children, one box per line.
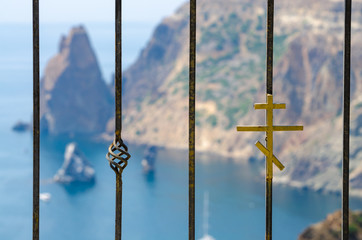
<box><xmin>266</xmin><ymin>0</ymin><xmax>274</xmax><ymax>239</ymax></box>
<box><xmin>189</xmin><ymin>0</ymin><xmax>196</xmax><ymax>239</ymax></box>
<box><xmin>266</xmin><ymin>0</ymin><xmax>274</xmax><ymax>95</ymax></box>
<box><xmin>115</xmin><ymin>173</ymin><xmax>122</xmax><ymax>240</ymax></box>
<box><xmin>32</xmin><ymin>0</ymin><xmax>40</xmax><ymax>239</ymax></box>
<box><xmin>342</xmin><ymin>0</ymin><xmax>352</xmax><ymax>239</ymax></box>
<box><xmin>106</xmin><ymin>0</ymin><xmax>131</xmax><ymax>238</ymax></box>
<box><xmin>105</xmin><ymin>0</ymin><xmax>131</xmax><ymax>238</ymax></box>
<box><xmin>114</xmin><ymin>0</ymin><xmax>123</xmax><ymax>239</ymax></box>
<box><xmin>115</xmin><ymin>0</ymin><xmax>122</xmax><ymax>138</ymax></box>
<box><xmin>266</xmin><ymin>181</ymin><xmax>272</xmax><ymax>240</ymax></box>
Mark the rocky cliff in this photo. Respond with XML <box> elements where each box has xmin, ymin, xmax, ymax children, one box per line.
<box><xmin>105</xmin><ymin>0</ymin><xmax>362</xmax><ymax>196</ymax></box>
<box><xmin>298</xmin><ymin>210</ymin><xmax>362</xmax><ymax>240</ymax></box>
<box><xmin>40</xmin><ymin>26</ymin><xmax>113</xmax><ymax>137</ymax></box>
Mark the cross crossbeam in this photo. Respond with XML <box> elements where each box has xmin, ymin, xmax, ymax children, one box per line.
<box><xmin>237</xmin><ymin>126</ymin><xmax>303</xmax><ymax>132</ymax></box>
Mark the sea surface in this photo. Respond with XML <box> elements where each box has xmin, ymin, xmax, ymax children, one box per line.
<box><xmin>1</xmin><ymin>23</ymin><xmax>362</xmax><ymax>240</ymax></box>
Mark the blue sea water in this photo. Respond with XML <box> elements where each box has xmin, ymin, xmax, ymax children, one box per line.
<box><xmin>1</xmin><ymin>23</ymin><xmax>362</xmax><ymax>240</ymax></box>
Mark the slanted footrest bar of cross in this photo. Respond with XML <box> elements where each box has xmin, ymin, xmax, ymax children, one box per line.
<box><xmin>255</xmin><ymin>141</ymin><xmax>284</xmax><ymax>171</ymax></box>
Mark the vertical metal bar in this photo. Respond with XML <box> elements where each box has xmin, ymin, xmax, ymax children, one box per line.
<box><xmin>265</xmin><ymin>181</ymin><xmax>272</xmax><ymax>240</ymax></box>
<box><xmin>266</xmin><ymin>96</ymin><xmax>273</xmax><ymax>240</ymax></box>
<box><xmin>115</xmin><ymin>0</ymin><xmax>122</xmax><ymax>138</ymax></box>
<box><xmin>266</xmin><ymin>0</ymin><xmax>274</xmax><ymax>95</ymax></box>
<box><xmin>32</xmin><ymin>0</ymin><xmax>40</xmax><ymax>239</ymax></box>
<box><xmin>115</xmin><ymin>174</ymin><xmax>122</xmax><ymax>240</ymax></box>
<box><xmin>115</xmin><ymin>0</ymin><xmax>122</xmax><ymax>239</ymax></box>
<box><xmin>266</xmin><ymin>1</ymin><xmax>274</xmax><ymax>239</ymax></box>
<box><xmin>189</xmin><ymin>0</ymin><xmax>196</xmax><ymax>240</ymax></box>
<box><xmin>342</xmin><ymin>0</ymin><xmax>352</xmax><ymax>239</ymax></box>
<box><xmin>106</xmin><ymin>0</ymin><xmax>130</xmax><ymax>235</ymax></box>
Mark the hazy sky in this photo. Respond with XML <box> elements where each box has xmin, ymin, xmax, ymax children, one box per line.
<box><xmin>0</xmin><ymin>0</ymin><xmax>187</xmax><ymax>24</ymax></box>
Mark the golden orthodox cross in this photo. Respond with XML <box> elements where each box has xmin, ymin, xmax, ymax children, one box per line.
<box><xmin>236</xmin><ymin>94</ymin><xmax>303</xmax><ymax>180</ymax></box>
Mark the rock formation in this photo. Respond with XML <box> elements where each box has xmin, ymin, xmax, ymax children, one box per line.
<box><xmin>54</xmin><ymin>142</ymin><xmax>95</xmax><ymax>184</ymax></box>
<box><xmin>298</xmin><ymin>210</ymin><xmax>362</xmax><ymax>240</ymax></box>
<box><xmin>104</xmin><ymin>0</ymin><xmax>362</xmax><ymax>196</ymax></box>
<box><xmin>40</xmin><ymin>25</ymin><xmax>113</xmax><ymax>137</ymax></box>
<box><xmin>12</xmin><ymin>121</ymin><xmax>30</xmax><ymax>132</ymax></box>
<box><xmin>141</xmin><ymin>145</ymin><xmax>158</xmax><ymax>173</ymax></box>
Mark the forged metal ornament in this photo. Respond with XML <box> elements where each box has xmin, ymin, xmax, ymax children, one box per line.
<box><xmin>106</xmin><ymin>138</ymin><xmax>131</xmax><ymax>175</ymax></box>
<box><xmin>236</xmin><ymin>94</ymin><xmax>303</xmax><ymax>179</ymax></box>
<box><xmin>107</xmin><ymin>0</ymin><xmax>130</xmax><ymax>239</ymax></box>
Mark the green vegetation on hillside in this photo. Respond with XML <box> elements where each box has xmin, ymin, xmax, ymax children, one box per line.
<box><xmin>168</xmin><ymin>11</ymin><xmax>289</xmax><ymax>130</ymax></box>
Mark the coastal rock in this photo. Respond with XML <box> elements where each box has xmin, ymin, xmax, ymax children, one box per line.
<box><xmin>40</xmin><ymin>25</ymin><xmax>113</xmax><ymax>137</ymax></box>
<box><xmin>141</xmin><ymin>145</ymin><xmax>158</xmax><ymax>173</ymax></box>
<box><xmin>12</xmin><ymin>121</ymin><xmax>30</xmax><ymax>132</ymax></box>
<box><xmin>298</xmin><ymin>210</ymin><xmax>362</xmax><ymax>240</ymax></box>
<box><xmin>54</xmin><ymin>142</ymin><xmax>95</xmax><ymax>184</ymax></box>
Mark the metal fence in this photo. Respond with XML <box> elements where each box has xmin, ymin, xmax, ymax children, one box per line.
<box><xmin>31</xmin><ymin>0</ymin><xmax>353</xmax><ymax>239</ymax></box>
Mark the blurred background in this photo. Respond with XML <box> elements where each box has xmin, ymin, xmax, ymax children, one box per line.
<box><xmin>2</xmin><ymin>0</ymin><xmax>362</xmax><ymax>239</ymax></box>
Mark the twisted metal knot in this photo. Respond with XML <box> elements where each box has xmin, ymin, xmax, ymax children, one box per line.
<box><xmin>106</xmin><ymin>137</ymin><xmax>131</xmax><ymax>175</ymax></box>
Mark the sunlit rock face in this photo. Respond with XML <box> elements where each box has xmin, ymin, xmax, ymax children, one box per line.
<box><xmin>40</xmin><ymin>25</ymin><xmax>113</xmax><ymax>137</ymax></box>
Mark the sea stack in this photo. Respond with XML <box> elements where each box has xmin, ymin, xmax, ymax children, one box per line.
<box><xmin>141</xmin><ymin>145</ymin><xmax>158</xmax><ymax>173</ymax></box>
<box><xmin>40</xmin><ymin>25</ymin><xmax>113</xmax><ymax>137</ymax></box>
<box><xmin>54</xmin><ymin>142</ymin><xmax>95</xmax><ymax>184</ymax></box>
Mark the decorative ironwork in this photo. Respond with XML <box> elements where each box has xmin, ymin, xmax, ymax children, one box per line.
<box><xmin>106</xmin><ymin>0</ymin><xmax>131</xmax><ymax>239</ymax></box>
<box><xmin>189</xmin><ymin>0</ymin><xmax>197</xmax><ymax>240</ymax></box>
<box><xmin>26</xmin><ymin>0</ymin><xmax>354</xmax><ymax>239</ymax></box>
<box><xmin>32</xmin><ymin>0</ymin><xmax>40</xmax><ymax>239</ymax></box>
<box><xmin>107</xmin><ymin>138</ymin><xmax>131</xmax><ymax>175</ymax></box>
<box><xmin>342</xmin><ymin>0</ymin><xmax>352</xmax><ymax>239</ymax></box>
